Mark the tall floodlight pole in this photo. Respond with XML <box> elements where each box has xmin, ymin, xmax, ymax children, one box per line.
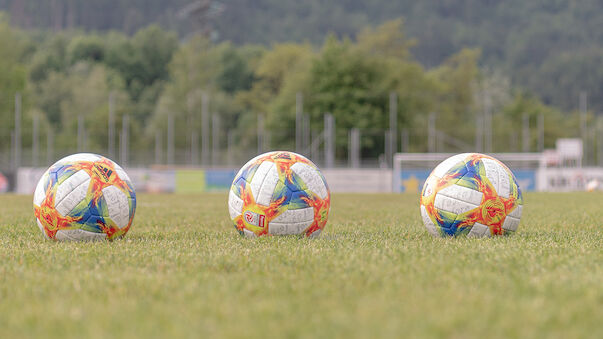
<box><xmin>598</xmin><ymin>117</ymin><xmax>603</xmax><ymax>166</ymax></box>
<box><xmin>108</xmin><ymin>91</ymin><xmax>115</xmax><ymax>158</ymax></box>
<box><xmin>188</xmin><ymin>91</ymin><xmax>198</xmax><ymax>166</ymax></box>
<box><xmin>349</xmin><ymin>128</ymin><xmax>360</xmax><ymax>168</ymax></box>
<box><xmin>201</xmin><ymin>92</ymin><xmax>209</xmax><ymax>166</ymax></box>
<box><xmin>77</xmin><ymin>114</ymin><xmax>84</xmax><ymax>152</ymax></box>
<box><xmin>428</xmin><ymin>112</ymin><xmax>436</xmax><ymax>153</ymax></box>
<box><xmin>385</xmin><ymin>130</ymin><xmax>391</xmax><ymax>167</ymax></box>
<box><xmin>14</xmin><ymin>93</ymin><xmax>21</xmax><ymax>170</ymax></box>
<box><xmin>401</xmin><ymin>128</ymin><xmax>409</xmax><ymax>153</ymax></box>
<box><xmin>311</xmin><ymin>129</ymin><xmax>319</xmax><ymax>162</ymax></box>
<box><xmin>32</xmin><ymin>110</ymin><xmax>39</xmax><ymax>166</ymax></box>
<box><xmin>155</xmin><ymin>130</ymin><xmax>162</xmax><ymax>164</ymax></box>
<box><xmin>475</xmin><ymin>111</ymin><xmax>483</xmax><ymax>152</ymax></box>
<box><xmin>167</xmin><ymin>113</ymin><xmax>174</xmax><ymax>165</ymax></box>
<box><xmin>389</xmin><ymin>92</ymin><xmax>398</xmax><ymax>166</ymax></box>
<box><xmin>538</xmin><ymin>113</ymin><xmax>544</xmax><ymax>152</ymax></box>
<box><xmin>191</xmin><ymin>131</ymin><xmax>198</xmax><ymax>166</ymax></box>
<box><xmin>580</xmin><ymin>91</ymin><xmax>587</xmax><ymax>165</ymax></box>
<box><xmin>227</xmin><ymin>130</ymin><xmax>234</xmax><ymax>167</ymax></box>
<box><xmin>212</xmin><ymin>113</ymin><xmax>220</xmax><ymax>167</ymax></box>
<box><xmin>257</xmin><ymin>114</ymin><xmax>265</xmax><ymax>154</ymax></box>
<box><xmin>303</xmin><ymin>114</ymin><xmax>310</xmax><ymax>155</ymax></box>
<box><xmin>324</xmin><ymin>113</ymin><xmax>335</xmax><ymax>168</ymax></box>
<box><xmin>47</xmin><ymin>128</ymin><xmax>54</xmax><ymax>165</ymax></box>
<box><xmin>522</xmin><ymin>114</ymin><xmax>530</xmax><ymax>152</ymax></box>
<box><xmin>296</xmin><ymin>92</ymin><xmax>303</xmax><ymax>153</ymax></box>
<box><xmin>484</xmin><ymin>93</ymin><xmax>492</xmax><ymax>153</ymax></box>
<box><xmin>120</xmin><ymin>115</ymin><xmax>129</xmax><ymax>166</ymax></box>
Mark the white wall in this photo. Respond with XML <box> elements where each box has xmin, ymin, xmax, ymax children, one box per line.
<box><xmin>322</xmin><ymin>169</ymin><xmax>392</xmax><ymax>193</ymax></box>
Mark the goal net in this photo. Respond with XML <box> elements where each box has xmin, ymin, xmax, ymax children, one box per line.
<box><xmin>392</xmin><ymin>153</ymin><xmax>544</xmax><ymax>193</ymax></box>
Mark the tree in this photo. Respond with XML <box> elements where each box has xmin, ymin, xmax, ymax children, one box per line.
<box><xmin>104</xmin><ymin>25</ymin><xmax>178</xmax><ymax>102</ymax></box>
<box><xmin>0</xmin><ymin>13</ymin><xmax>27</xmax><ymax>155</ymax></box>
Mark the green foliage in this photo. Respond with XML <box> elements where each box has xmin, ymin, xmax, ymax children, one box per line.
<box><xmin>0</xmin><ymin>14</ymin><xmax>27</xmax><ymax>150</ymax></box>
<box><xmin>28</xmin><ymin>61</ymin><xmax>129</xmax><ymax>153</ymax></box>
<box><xmin>0</xmin><ymin>14</ymin><xmax>591</xmax><ymax>164</ymax></box>
<box><xmin>104</xmin><ymin>25</ymin><xmax>178</xmax><ymax>101</ymax></box>
<box><xmin>67</xmin><ymin>35</ymin><xmax>105</xmax><ymax>64</ymax></box>
<box><xmin>500</xmin><ymin>94</ymin><xmax>574</xmax><ymax>151</ymax></box>
<box><xmin>3</xmin><ymin>1</ymin><xmax>603</xmax><ymax>112</ymax></box>
<box><xmin>28</xmin><ymin>33</ymin><xmax>71</xmax><ymax>82</ymax></box>
<box><xmin>216</xmin><ymin>44</ymin><xmax>258</xmax><ymax>94</ymax></box>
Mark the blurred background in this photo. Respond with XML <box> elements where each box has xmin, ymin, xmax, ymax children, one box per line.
<box><xmin>0</xmin><ymin>0</ymin><xmax>601</xmax><ymax>193</ymax></box>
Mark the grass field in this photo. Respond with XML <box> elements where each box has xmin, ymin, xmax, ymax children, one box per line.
<box><xmin>0</xmin><ymin>192</ymin><xmax>601</xmax><ymax>338</ymax></box>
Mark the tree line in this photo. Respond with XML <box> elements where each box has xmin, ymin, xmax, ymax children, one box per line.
<box><xmin>2</xmin><ymin>0</ymin><xmax>603</xmax><ymax>114</ymax></box>
<box><xmin>0</xmin><ymin>14</ymin><xmax>594</xmax><ymax>168</ymax></box>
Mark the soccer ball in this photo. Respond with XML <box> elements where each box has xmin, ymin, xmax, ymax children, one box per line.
<box><xmin>420</xmin><ymin>153</ymin><xmax>523</xmax><ymax>237</ymax></box>
<box><xmin>228</xmin><ymin>151</ymin><xmax>330</xmax><ymax>237</ymax></box>
<box><xmin>33</xmin><ymin>153</ymin><xmax>136</xmax><ymax>241</ymax></box>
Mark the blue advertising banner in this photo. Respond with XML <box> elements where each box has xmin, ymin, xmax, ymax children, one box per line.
<box><xmin>205</xmin><ymin>169</ymin><xmax>237</xmax><ymax>191</ymax></box>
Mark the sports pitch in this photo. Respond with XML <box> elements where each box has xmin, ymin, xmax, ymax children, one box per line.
<box><xmin>0</xmin><ymin>193</ymin><xmax>601</xmax><ymax>338</ymax></box>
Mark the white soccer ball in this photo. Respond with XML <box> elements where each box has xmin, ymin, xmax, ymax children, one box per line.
<box><xmin>228</xmin><ymin>151</ymin><xmax>331</xmax><ymax>237</ymax></box>
<box><xmin>33</xmin><ymin>153</ymin><xmax>137</xmax><ymax>241</ymax></box>
<box><xmin>586</xmin><ymin>179</ymin><xmax>599</xmax><ymax>192</ymax></box>
<box><xmin>420</xmin><ymin>153</ymin><xmax>523</xmax><ymax>237</ymax></box>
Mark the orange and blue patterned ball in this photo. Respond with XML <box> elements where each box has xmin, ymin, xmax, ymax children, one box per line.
<box><xmin>33</xmin><ymin>153</ymin><xmax>136</xmax><ymax>241</ymax></box>
<box><xmin>228</xmin><ymin>151</ymin><xmax>330</xmax><ymax>238</ymax></box>
<box><xmin>420</xmin><ymin>153</ymin><xmax>523</xmax><ymax>237</ymax></box>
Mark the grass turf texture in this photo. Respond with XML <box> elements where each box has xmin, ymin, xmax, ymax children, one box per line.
<box><xmin>0</xmin><ymin>193</ymin><xmax>601</xmax><ymax>339</ymax></box>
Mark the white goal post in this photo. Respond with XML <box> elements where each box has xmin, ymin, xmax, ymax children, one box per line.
<box><xmin>392</xmin><ymin>153</ymin><xmax>545</xmax><ymax>193</ymax></box>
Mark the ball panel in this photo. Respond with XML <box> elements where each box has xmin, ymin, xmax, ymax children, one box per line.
<box><xmin>249</xmin><ymin>161</ymin><xmax>275</xmax><ymax>202</ymax></box>
<box><xmin>80</xmin><ymin>214</ymin><xmax>104</xmax><ymax>233</ymax></box>
<box><xmin>114</xmin><ymin>166</ymin><xmax>132</xmax><ymax>184</ymax></box>
<box><xmin>242</xmin><ymin>229</ymin><xmax>257</xmax><ymax>238</ymax></box>
<box><xmin>57</xmin><ymin>153</ymin><xmax>101</xmax><ymax>164</ymax></box>
<box><xmin>33</xmin><ymin>171</ymin><xmax>50</xmax><ymax>206</ymax></box>
<box><xmin>467</xmin><ymin>222</ymin><xmax>491</xmax><ymax>238</ymax></box>
<box><xmin>290</xmin><ymin>162</ymin><xmax>327</xmax><ymax>199</ymax></box>
<box><xmin>438</xmin><ymin>184</ymin><xmax>483</xmax><ymax>206</ymax></box>
<box><xmin>102</xmin><ymin>186</ymin><xmax>130</xmax><ymax>228</ymax></box>
<box><xmin>420</xmin><ymin>205</ymin><xmax>440</xmax><ymax>237</ymax></box>
<box><xmin>434</xmin><ymin>193</ymin><xmax>479</xmax><ymax>215</ymax></box>
<box><xmin>271</xmin><ymin>207</ymin><xmax>314</xmax><ymax>223</ymax></box>
<box><xmin>55</xmin><ymin>177</ymin><xmax>91</xmax><ymax>216</ymax></box>
<box><xmin>308</xmin><ymin>229</ymin><xmax>322</xmax><ymax>238</ymax></box>
<box><xmin>481</xmin><ymin>158</ymin><xmax>511</xmax><ymax>198</ymax></box>
<box><xmin>498</xmin><ymin>170</ymin><xmax>511</xmax><ymax>199</ymax></box>
<box><xmin>437</xmin><ymin>209</ymin><xmax>459</xmax><ymax>230</ymax></box>
<box><xmin>234</xmin><ymin>153</ymin><xmax>265</xmax><ymax>180</ymax></box>
<box><xmin>256</xmin><ymin>164</ymin><xmax>279</xmax><ymax>206</ymax></box>
<box><xmin>270</xmin><ymin>180</ymin><xmax>292</xmax><ymax>208</ymax></box>
<box><xmin>268</xmin><ymin>220</ymin><xmax>313</xmax><ymax>235</ymax></box>
<box><xmin>52</xmin><ymin>164</ymin><xmax>79</xmax><ymax>186</ymax></box>
<box><xmin>508</xmin><ymin>204</ymin><xmax>523</xmax><ymax>218</ymax></box>
<box><xmin>288</xmin><ymin>190</ymin><xmax>312</xmax><ymax>210</ymax></box>
<box><xmin>36</xmin><ymin>219</ymin><xmax>49</xmax><ymax>239</ymax></box>
<box><xmin>228</xmin><ymin>189</ymin><xmax>244</xmax><ymax>219</ymax></box>
<box><xmin>286</xmin><ymin>170</ymin><xmax>308</xmax><ymax>192</ymax></box>
<box><xmin>432</xmin><ymin>153</ymin><xmax>470</xmax><ymax>178</ymax></box>
<box><xmin>232</xmin><ymin>177</ymin><xmax>246</xmax><ymax>198</ymax></box>
<box><xmin>54</xmin><ymin>170</ymin><xmax>90</xmax><ymax>208</ymax></box>
<box><xmin>502</xmin><ymin>215</ymin><xmax>520</xmax><ymax>231</ymax></box>
<box><xmin>55</xmin><ymin>229</ymin><xmax>107</xmax><ymax>241</ymax></box>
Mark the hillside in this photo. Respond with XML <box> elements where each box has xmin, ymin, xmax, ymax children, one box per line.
<box><xmin>2</xmin><ymin>0</ymin><xmax>602</xmax><ymax>112</ymax></box>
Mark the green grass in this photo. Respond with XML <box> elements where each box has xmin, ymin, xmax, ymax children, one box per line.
<box><xmin>0</xmin><ymin>192</ymin><xmax>602</xmax><ymax>339</ymax></box>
